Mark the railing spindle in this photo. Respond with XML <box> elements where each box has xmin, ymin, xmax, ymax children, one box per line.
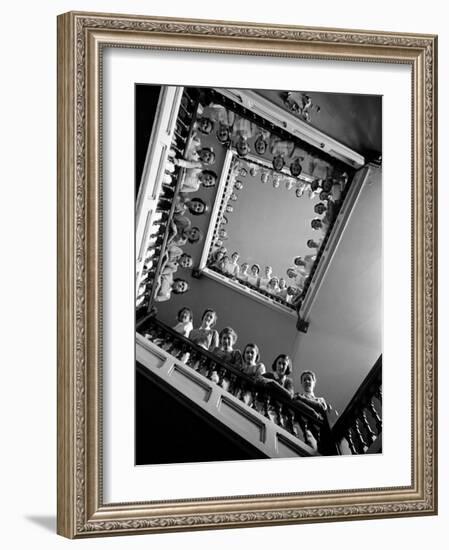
<box><xmin>250</xmin><ymin>388</ymin><xmax>259</xmax><ymax>411</ymax></box>
<box><xmin>208</xmin><ymin>361</ymin><xmax>219</xmax><ymax>384</ymax></box>
<box><xmin>352</xmin><ymin>421</ymin><xmax>368</xmax><ymax>453</ymax></box>
<box><xmin>262</xmin><ymin>391</ymin><xmax>272</xmax><ymax>420</ymax></box>
<box><xmin>296</xmin><ymin>417</ymin><xmax>313</xmax><ymax>448</ymax></box>
<box><xmin>360</xmin><ymin>409</ymin><xmax>376</xmax><ymax>444</ymax></box>
<box><xmin>368</xmin><ymin>398</ymin><xmax>382</xmax><ymax>433</ymax></box>
<box><xmin>285</xmin><ymin>407</ymin><xmax>297</xmax><ymax>436</ymax></box>
<box><xmin>345</xmin><ymin>430</ymin><xmax>357</xmax><ymax>455</ymax></box>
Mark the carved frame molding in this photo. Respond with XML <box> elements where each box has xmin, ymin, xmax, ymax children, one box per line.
<box><xmin>57</xmin><ymin>11</ymin><xmax>437</xmax><ymax>538</ymax></box>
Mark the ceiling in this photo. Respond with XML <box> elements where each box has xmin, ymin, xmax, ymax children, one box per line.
<box><xmin>257</xmin><ymin>90</ymin><xmax>382</xmax><ymax>157</ymax></box>
<box><xmin>223</xmin><ymin>158</ymin><xmax>320</xmax><ymax>281</ymax></box>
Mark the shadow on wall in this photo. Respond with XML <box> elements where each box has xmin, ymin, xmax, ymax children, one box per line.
<box><xmin>24</xmin><ymin>516</ymin><xmax>56</xmax><ymax>533</ymax></box>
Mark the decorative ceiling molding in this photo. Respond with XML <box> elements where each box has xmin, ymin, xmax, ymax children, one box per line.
<box><xmin>216</xmin><ymin>88</ymin><xmax>365</xmax><ymax>168</ymax></box>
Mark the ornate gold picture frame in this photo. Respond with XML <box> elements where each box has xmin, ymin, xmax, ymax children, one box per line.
<box><xmin>57</xmin><ymin>11</ymin><xmax>437</xmax><ymax>538</ymax></box>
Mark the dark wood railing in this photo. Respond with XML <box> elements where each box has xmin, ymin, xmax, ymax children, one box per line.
<box><xmin>138</xmin><ymin>317</ymin><xmax>336</xmax><ymax>455</ymax></box>
<box><xmin>201</xmin><ymin>87</ymin><xmax>355</xmax><ymax>313</ymax></box>
<box><xmin>330</xmin><ymin>355</ymin><xmax>382</xmax><ymax>454</ymax></box>
<box><xmin>206</xmin><ymin>265</ymin><xmax>297</xmax><ymax>311</ymax></box>
<box><xmin>136</xmin><ymin>89</ymin><xmax>200</xmax><ymax>314</ymax></box>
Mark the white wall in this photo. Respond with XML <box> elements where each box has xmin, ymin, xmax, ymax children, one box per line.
<box><xmin>293</xmin><ymin>167</ymin><xmax>382</xmax><ymax>413</ymax></box>
<box><xmin>1</xmin><ymin>1</ymin><xmax>447</xmax><ymax>550</ymax></box>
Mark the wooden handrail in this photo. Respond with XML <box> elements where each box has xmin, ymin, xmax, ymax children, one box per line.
<box><xmin>207</xmin><ymin>265</ymin><xmax>296</xmax><ymax>311</ymax></box>
<box><xmin>140</xmin><ymin>317</ymin><xmax>325</xmax><ymax>426</ymax></box>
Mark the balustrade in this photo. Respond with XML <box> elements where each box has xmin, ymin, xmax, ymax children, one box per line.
<box><xmin>207</xmin><ymin>265</ymin><xmax>299</xmax><ymax>311</ymax></box>
<box><xmin>139</xmin><ymin>317</ymin><xmax>333</xmax><ymax>455</ymax></box>
<box><xmin>137</xmin><ymin>316</ymin><xmax>380</xmax><ymax>457</ymax></box>
<box><xmin>330</xmin><ymin>355</ymin><xmax>382</xmax><ymax>455</ymax></box>
<box><xmin>136</xmin><ymin>90</ymin><xmax>200</xmax><ymax>312</ymax></box>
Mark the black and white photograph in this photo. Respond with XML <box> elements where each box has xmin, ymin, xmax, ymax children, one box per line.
<box><xmin>0</xmin><ymin>0</ymin><xmax>442</xmax><ymax>543</ymax></box>
<box><xmin>135</xmin><ymin>84</ymin><xmax>382</xmax><ymax>465</ymax></box>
